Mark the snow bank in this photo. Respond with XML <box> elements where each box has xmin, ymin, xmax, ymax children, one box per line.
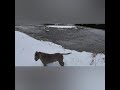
<box><xmin>15</xmin><ymin>31</ymin><xmax>105</xmax><ymax>66</ymax></box>
<box><xmin>15</xmin><ymin>26</ymin><xmax>29</xmax><ymax>29</ymax></box>
<box><xmin>46</xmin><ymin>25</ymin><xmax>77</xmax><ymax>29</ymax></box>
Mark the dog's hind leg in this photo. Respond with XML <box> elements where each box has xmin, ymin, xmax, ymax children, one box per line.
<box><xmin>58</xmin><ymin>56</ymin><xmax>64</xmax><ymax>66</ymax></box>
<box><xmin>90</xmin><ymin>58</ymin><xmax>94</xmax><ymax>65</ymax></box>
<box><xmin>44</xmin><ymin>64</ymin><xmax>47</xmax><ymax>66</ymax></box>
<box><xmin>59</xmin><ymin>61</ymin><xmax>64</xmax><ymax>66</ymax></box>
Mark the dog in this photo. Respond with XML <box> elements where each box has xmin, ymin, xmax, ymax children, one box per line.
<box><xmin>34</xmin><ymin>51</ymin><xmax>71</xmax><ymax>66</ymax></box>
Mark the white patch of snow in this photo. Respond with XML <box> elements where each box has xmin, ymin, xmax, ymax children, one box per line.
<box><xmin>46</xmin><ymin>25</ymin><xmax>77</xmax><ymax>29</ymax></box>
<box><xmin>15</xmin><ymin>31</ymin><xmax>105</xmax><ymax>66</ymax></box>
<box><xmin>15</xmin><ymin>26</ymin><xmax>29</xmax><ymax>29</ymax></box>
<box><xmin>46</xmin><ymin>30</ymin><xmax>50</xmax><ymax>32</ymax></box>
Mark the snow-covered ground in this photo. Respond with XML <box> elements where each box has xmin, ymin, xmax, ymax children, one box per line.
<box><xmin>15</xmin><ymin>31</ymin><xmax>105</xmax><ymax>66</ymax></box>
<box><xmin>46</xmin><ymin>25</ymin><xmax>77</xmax><ymax>29</ymax></box>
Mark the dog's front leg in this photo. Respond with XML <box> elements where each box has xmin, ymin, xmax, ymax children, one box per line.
<box><xmin>42</xmin><ymin>61</ymin><xmax>47</xmax><ymax>66</ymax></box>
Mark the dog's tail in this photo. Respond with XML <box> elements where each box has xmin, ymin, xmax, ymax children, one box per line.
<box><xmin>61</xmin><ymin>52</ymin><xmax>71</xmax><ymax>55</ymax></box>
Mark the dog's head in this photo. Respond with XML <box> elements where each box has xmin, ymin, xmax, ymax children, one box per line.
<box><xmin>34</xmin><ymin>51</ymin><xmax>40</xmax><ymax>61</ymax></box>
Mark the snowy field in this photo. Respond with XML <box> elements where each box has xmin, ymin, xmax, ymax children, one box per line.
<box><xmin>15</xmin><ymin>31</ymin><xmax>105</xmax><ymax>66</ymax></box>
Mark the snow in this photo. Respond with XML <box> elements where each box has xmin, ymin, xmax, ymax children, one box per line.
<box><xmin>46</xmin><ymin>30</ymin><xmax>50</xmax><ymax>32</ymax></box>
<box><xmin>46</xmin><ymin>25</ymin><xmax>77</xmax><ymax>29</ymax></box>
<box><xmin>15</xmin><ymin>26</ymin><xmax>29</xmax><ymax>29</ymax></box>
<box><xmin>15</xmin><ymin>31</ymin><xmax>105</xmax><ymax>66</ymax></box>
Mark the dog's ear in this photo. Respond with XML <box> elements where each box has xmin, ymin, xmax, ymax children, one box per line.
<box><xmin>36</xmin><ymin>51</ymin><xmax>38</xmax><ymax>53</ymax></box>
<box><xmin>39</xmin><ymin>52</ymin><xmax>41</xmax><ymax>54</ymax></box>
